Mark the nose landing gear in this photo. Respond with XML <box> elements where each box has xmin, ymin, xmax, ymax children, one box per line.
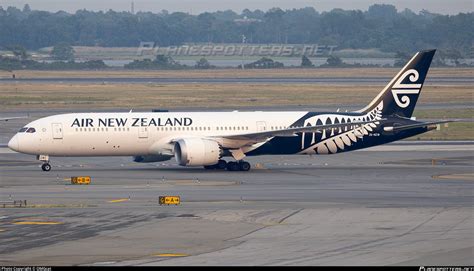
<box><xmin>37</xmin><ymin>154</ymin><xmax>51</xmax><ymax>172</ymax></box>
<box><xmin>41</xmin><ymin>163</ymin><xmax>51</xmax><ymax>172</ymax></box>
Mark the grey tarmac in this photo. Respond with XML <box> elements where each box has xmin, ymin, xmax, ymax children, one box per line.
<box><xmin>0</xmin><ymin>142</ymin><xmax>472</xmax><ymax>266</ymax></box>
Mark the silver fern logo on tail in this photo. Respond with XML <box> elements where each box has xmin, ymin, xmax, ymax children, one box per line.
<box><xmin>300</xmin><ymin>101</ymin><xmax>383</xmax><ymax>154</ymax></box>
<box><xmin>391</xmin><ymin>69</ymin><xmax>422</xmax><ymax>108</ymax></box>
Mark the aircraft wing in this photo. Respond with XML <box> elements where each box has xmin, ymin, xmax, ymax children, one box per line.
<box><xmin>383</xmin><ymin>120</ymin><xmax>456</xmax><ymax>132</ymax></box>
<box><xmin>0</xmin><ymin>116</ymin><xmax>28</xmax><ymax>121</ymax></box>
<box><xmin>219</xmin><ymin>119</ymin><xmax>383</xmax><ymax>143</ymax></box>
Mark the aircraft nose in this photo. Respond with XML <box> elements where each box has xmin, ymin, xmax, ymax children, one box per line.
<box><xmin>8</xmin><ymin>135</ymin><xmax>19</xmax><ymax>152</ymax></box>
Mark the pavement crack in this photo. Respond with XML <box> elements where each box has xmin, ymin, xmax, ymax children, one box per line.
<box><xmin>223</xmin><ymin>225</ymin><xmax>267</xmax><ymax>242</ymax></box>
<box><xmin>278</xmin><ymin>208</ymin><xmax>304</xmax><ymax>224</ymax></box>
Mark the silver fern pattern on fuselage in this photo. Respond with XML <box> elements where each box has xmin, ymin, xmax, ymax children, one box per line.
<box><xmin>299</xmin><ymin>101</ymin><xmax>383</xmax><ymax>155</ymax></box>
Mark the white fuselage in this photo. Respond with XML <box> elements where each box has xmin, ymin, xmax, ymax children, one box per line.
<box><xmin>9</xmin><ymin>111</ymin><xmax>307</xmax><ymax>157</ymax></box>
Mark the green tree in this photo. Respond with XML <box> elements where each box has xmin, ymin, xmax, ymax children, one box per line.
<box><xmin>264</xmin><ymin>8</ymin><xmax>285</xmax><ymax>43</ymax></box>
<box><xmin>0</xmin><ymin>5</ymin><xmax>472</xmax><ymax>56</ymax></box>
<box><xmin>367</xmin><ymin>4</ymin><xmax>397</xmax><ymax>20</ymax></box>
<box><xmin>301</xmin><ymin>55</ymin><xmax>314</xmax><ymax>67</ymax></box>
<box><xmin>195</xmin><ymin>57</ymin><xmax>212</xmax><ymax>69</ymax></box>
<box><xmin>244</xmin><ymin>57</ymin><xmax>284</xmax><ymax>69</ymax></box>
<box><xmin>6</xmin><ymin>45</ymin><xmax>28</xmax><ymax>61</ymax></box>
<box><xmin>124</xmin><ymin>55</ymin><xmax>185</xmax><ymax>69</ymax></box>
<box><xmin>325</xmin><ymin>55</ymin><xmax>343</xmax><ymax>67</ymax></box>
<box><xmin>51</xmin><ymin>43</ymin><xmax>75</xmax><ymax>61</ymax></box>
<box><xmin>154</xmin><ymin>54</ymin><xmax>179</xmax><ymax>67</ymax></box>
<box><xmin>22</xmin><ymin>4</ymin><xmax>31</xmax><ymax>13</ymax></box>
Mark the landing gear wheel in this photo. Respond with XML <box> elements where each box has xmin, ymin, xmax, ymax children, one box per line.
<box><xmin>239</xmin><ymin>161</ymin><xmax>251</xmax><ymax>171</ymax></box>
<box><xmin>227</xmin><ymin>161</ymin><xmax>240</xmax><ymax>171</ymax></box>
<box><xmin>204</xmin><ymin>160</ymin><xmax>227</xmax><ymax>170</ymax></box>
<box><xmin>217</xmin><ymin>159</ymin><xmax>227</xmax><ymax>170</ymax></box>
<box><xmin>41</xmin><ymin>163</ymin><xmax>51</xmax><ymax>172</ymax></box>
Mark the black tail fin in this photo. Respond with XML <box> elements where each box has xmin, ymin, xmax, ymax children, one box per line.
<box><xmin>357</xmin><ymin>49</ymin><xmax>436</xmax><ymax>118</ymax></box>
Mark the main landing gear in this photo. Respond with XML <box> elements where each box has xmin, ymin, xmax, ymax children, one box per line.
<box><xmin>204</xmin><ymin>159</ymin><xmax>251</xmax><ymax>171</ymax></box>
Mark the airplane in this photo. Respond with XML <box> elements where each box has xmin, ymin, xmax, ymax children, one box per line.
<box><xmin>8</xmin><ymin>49</ymin><xmax>452</xmax><ymax>172</ymax></box>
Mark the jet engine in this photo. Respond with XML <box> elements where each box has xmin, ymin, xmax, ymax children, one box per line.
<box><xmin>174</xmin><ymin>138</ymin><xmax>222</xmax><ymax>166</ymax></box>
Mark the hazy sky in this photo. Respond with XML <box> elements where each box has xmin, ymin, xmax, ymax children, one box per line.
<box><xmin>1</xmin><ymin>0</ymin><xmax>472</xmax><ymax>15</ymax></box>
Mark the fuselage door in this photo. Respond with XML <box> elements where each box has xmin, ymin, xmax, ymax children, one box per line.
<box><xmin>52</xmin><ymin>123</ymin><xmax>63</xmax><ymax>139</ymax></box>
<box><xmin>256</xmin><ymin>121</ymin><xmax>267</xmax><ymax>132</ymax></box>
<box><xmin>138</xmin><ymin>126</ymin><xmax>148</xmax><ymax>139</ymax></box>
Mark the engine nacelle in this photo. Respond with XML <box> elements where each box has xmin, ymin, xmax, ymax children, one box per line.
<box><xmin>174</xmin><ymin>138</ymin><xmax>222</xmax><ymax>166</ymax></box>
<box><xmin>133</xmin><ymin>154</ymin><xmax>172</xmax><ymax>163</ymax></box>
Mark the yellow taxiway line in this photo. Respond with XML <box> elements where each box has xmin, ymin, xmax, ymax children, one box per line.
<box><xmin>107</xmin><ymin>198</ymin><xmax>130</xmax><ymax>203</ymax></box>
<box><xmin>13</xmin><ymin>221</ymin><xmax>63</xmax><ymax>225</ymax></box>
<box><xmin>433</xmin><ymin>173</ymin><xmax>474</xmax><ymax>181</ymax></box>
<box><xmin>153</xmin><ymin>253</ymin><xmax>188</xmax><ymax>257</ymax></box>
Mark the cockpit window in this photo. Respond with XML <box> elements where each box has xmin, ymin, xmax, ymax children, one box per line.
<box><xmin>18</xmin><ymin>127</ymin><xmax>28</xmax><ymax>133</ymax></box>
<box><xmin>26</xmin><ymin>127</ymin><xmax>36</xmax><ymax>133</ymax></box>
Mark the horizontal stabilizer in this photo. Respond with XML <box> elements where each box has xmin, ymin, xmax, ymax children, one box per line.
<box><xmin>383</xmin><ymin>120</ymin><xmax>456</xmax><ymax>132</ymax></box>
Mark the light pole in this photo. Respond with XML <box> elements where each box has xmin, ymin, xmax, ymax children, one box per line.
<box><xmin>241</xmin><ymin>34</ymin><xmax>246</xmax><ymax>70</ymax></box>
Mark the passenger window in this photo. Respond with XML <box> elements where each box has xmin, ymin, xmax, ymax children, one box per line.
<box><xmin>26</xmin><ymin>128</ymin><xmax>36</xmax><ymax>133</ymax></box>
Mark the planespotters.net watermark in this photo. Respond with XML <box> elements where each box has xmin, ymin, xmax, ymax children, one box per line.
<box><xmin>419</xmin><ymin>267</ymin><xmax>474</xmax><ymax>271</ymax></box>
<box><xmin>136</xmin><ymin>42</ymin><xmax>337</xmax><ymax>57</ymax></box>
<box><xmin>1</xmin><ymin>267</ymin><xmax>51</xmax><ymax>271</ymax></box>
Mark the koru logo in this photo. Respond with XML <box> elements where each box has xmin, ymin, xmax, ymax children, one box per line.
<box><xmin>391</xmin><ymin>69</ymin><xmax>422</xmax><ymax>108</ymax></box>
